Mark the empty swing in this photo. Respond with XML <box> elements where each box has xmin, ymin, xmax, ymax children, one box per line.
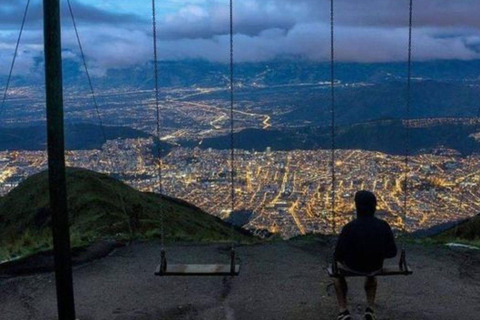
<box><xmin>152</xmin><ymin>0</ymin><xmax>240</xmax><ymax>277</ymax></box>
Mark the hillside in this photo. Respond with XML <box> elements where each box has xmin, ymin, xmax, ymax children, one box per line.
<box><xmin>0</xmin><ymin>123</ymin><xmax>172</xmax><ymax>153</ymax></box>
<box><xmin>0</xmin><ymin>168</ymin><xmax>251</xmax><ymax>261</ymax></box>
<box><xmin>435</xmin><ymin>214</ymin><xmax>480</xmax><ymax>243</ymax></box>
<box><xmin>276</xmin><ymin>81</ymin><xmax>480</xmax><ymax>126</ymax></box>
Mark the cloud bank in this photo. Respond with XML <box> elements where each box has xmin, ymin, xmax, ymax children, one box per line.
<box><xmin>1</xmin><ymin>0</ymin><xmax>480</xmax><ymax>76</ymax></box>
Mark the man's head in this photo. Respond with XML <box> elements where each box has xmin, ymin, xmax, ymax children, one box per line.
<box><xmin>354</xmin><ymin>190</ymin><xmax>377</xmax><ymax>217</ymax></box>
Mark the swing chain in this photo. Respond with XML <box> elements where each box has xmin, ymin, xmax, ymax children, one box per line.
<box><xmin>329</xmin><ymin>0</ymin><xmax>337</xmax><ymax>235</ymax></box>
<box><xmin>229</xmin><ymin>0</ymin><xmax>236</xmax><ymax>252</ymax></box>
<box><xmin>151</xmin><ymin>0</ymin><xmax>165</xmax><ymax>251</ymax></box>
<box><xmin>0</xmin><ymin>0</ymin><xmax>31</xmax><ymax>119</ymax></box>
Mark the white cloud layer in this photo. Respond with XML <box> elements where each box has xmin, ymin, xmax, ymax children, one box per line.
<box><xmin>1</xmin><ymin>0</ymin><xmax>480</xmax><ymax>76</ymax></box>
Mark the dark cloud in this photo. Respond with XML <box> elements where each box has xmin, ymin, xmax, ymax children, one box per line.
<box><xmin>154</xmin><ymin>0</ymin><xmax>480</xmax><ymax>40</ymax></box>
<box><xmin>0</xmin><ymin>0</ymin><xmax>143</xmax><ymax>29</ymax></box>
<box><xmin>156</xmin><ymin>2</ymin><xmax>298</xmax><ymax>40</ymax></box>
<box><xmin>1</xmin><ymin>0</ymin><xmax>480</xmax><ymax>76</ymax></box>
<box><xmin>280</xmin><ymin>0</ymin><xmax>480</xmax><ymax>29</ymax></box>
<box><xmin>0</xmin><ymin>0</ymin><xmax>145</xmax><ymax>75</ymax></box>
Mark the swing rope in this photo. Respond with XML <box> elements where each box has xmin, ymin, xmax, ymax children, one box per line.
<box><xmin>0</xmin><ymin>0</ymin><xmax>31</xmax><ymax>119</ymax></box>
<box><xmin>328</xmin><ymin>0</ymin><xmax>413</xmax><ymax>236</ymax></box>
<box><xmin>151</xmin><ymin>0</ymin><xmax>237</xmax><ymax>256</ymax></box>
<box><xmin>326</xmin><ymin>1</ymin><xmax>414</xmax><ymax>278</ymax></box>
<box><xmin>151</xmin><ymin>0</ymin><xmax>165</xmax><ymax>251</ymax></box>
<box><xmin>329</xmin><ymin>0</ymin><xmax>336</xmax><ymax>235</ymax></box>
<box><xmin>402</xmin><ymin>0</ymin><xmax>414</xmax><ymax>234</ymax></box>
<box><xmin>229</xmin><ymin>0</ymin><xmax>236</xmax><ymax>250</ymax></box>
<box><xmin>66</xmin><ymin>0</ymin><xmax>107</xmax><ymax>144</ymax></box>
<box><xmin>152</xmin><ymin>0</ymin><xmax>240</xmax><ymax>277</ymax></box>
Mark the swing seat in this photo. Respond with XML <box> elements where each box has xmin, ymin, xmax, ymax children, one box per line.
<box><xmin>155</xmin><ymin>250</ymin><xmax>240</xmax><ymax>277</ymax></box>
<box><xmin>326</xmin><ymin>249</ymin><xmax>413</xmax><ymax>277</ymax></box>
<box><xmin>155</xmin><ymin>263</ymin><xmax>240</xmax><ymax>276</ymax></box>
<box><xmin>326</xmin><ymin>265</ymin><xmax>412</xmax><ymax>277</ymax></box>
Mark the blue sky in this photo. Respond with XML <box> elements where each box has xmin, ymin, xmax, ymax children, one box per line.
<box><xmin>77</xmin><ymin>0</ymin><xmax>185</xmax><ymax>17</ymax></box>
<box><xmin>1</xmin><ymin>0</ymin><xmax>480</xmax><ymax>77</ymax></box>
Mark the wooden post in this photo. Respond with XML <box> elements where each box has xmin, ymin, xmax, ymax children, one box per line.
<box><xmin>43</xmin><ymin>0</ymin><xmax>76</xmax><ymax>319</ymax></box>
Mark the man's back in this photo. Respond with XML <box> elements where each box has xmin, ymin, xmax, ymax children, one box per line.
<box><xmin>334</xmin><ymin>216</ymin><xmax>397</xmax><ymax>273</ymax></box>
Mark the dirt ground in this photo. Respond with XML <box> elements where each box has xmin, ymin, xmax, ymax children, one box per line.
<box><xmin>1</xmin><ymin>239</ymin><xmax>479</xmax><ymax>320</ymax></box>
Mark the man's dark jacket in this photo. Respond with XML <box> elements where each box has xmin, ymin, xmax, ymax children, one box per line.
<box><xmin>334</xmin><ymin>214</ymin><xmax>397</xmax><ymax>273</ymax></box>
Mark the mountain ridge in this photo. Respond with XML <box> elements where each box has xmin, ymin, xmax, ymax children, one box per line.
<box><xmin>4</xmin><ymin>59</ymin><xmax>480</xmax><ymax>89</ymax></box>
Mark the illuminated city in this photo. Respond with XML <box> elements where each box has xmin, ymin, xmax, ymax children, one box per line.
<box><xmin>2</xmin><ymin>137</ymin><xmax>479</xmax><ymax>238</ymax></box>
<box><xmin>2</xmin><ymin>78</ymin><xmax>480</xmax><ymax>238</ymax></box>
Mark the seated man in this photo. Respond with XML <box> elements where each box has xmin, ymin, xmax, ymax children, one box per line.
<box><xmin>333</xmin><ymin>190</ymin><xmax>397</xmax><ymax>320</ymax></box>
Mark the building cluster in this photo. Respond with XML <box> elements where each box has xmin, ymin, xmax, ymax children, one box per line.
<box><xmin>2</xmin><ymin>141</ymin><xmax>479</xmax><ymax>239</ymax></box>
<box><xmin>2</xmin><ymin>86</ymin><xmax>480</xmax><ymax>237</ymax></box>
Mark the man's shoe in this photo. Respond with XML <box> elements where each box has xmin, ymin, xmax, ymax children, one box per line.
<box><xmin>363</xmin><ymin>307</ymin><xmax>376</xmax><ymax>320</ymax></box>
<box><xmin>337</xmin><ymin>309</ymin><xmax>352</xmax><ymax>320</ymax></box>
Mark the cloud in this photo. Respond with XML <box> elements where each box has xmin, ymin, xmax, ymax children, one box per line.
<box><xmin>158</xmin><ymin>1</ymin><xmax>299</xmax><ymax>39</ymax></box>
<box><xmin>0</xmin><ymin>0</ymin><xmax>143</xmax><ymax>28</ymax></box>
<box><xmin>1</xmin><ymin>0</ymin><xmax>480</xmax><ymax>77</ymax></box>
<box><xmin>145</xmin><ymin>24</ymin><xmax>480</xmax><ymax>64</ymax></box>
<box><xmin>276</xmin><ymin>0</ymin><xmax>480</xmax><ymax>29</ymax></box>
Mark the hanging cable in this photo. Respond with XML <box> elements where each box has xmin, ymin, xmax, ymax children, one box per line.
<box><xmin>0</xmin><ymin>0</ymin><xmax>31</xmax><ymax>119</ymax></box>
<box><xmin>67</xmin><ymin>0</ymin><xmax>116</xmax><ymax>178</ymax></box>
<box><xmin>67</xmin><ymin>0</ymin><xmax>138</xmax><ymax>242</ymax></box>
<box><xmin>151</xmin><ymin>0</ymin><xmax>165</xmax><ymax>250</ymax></box>
<box><xmin>66</xmin><ymin>0</ymin><xmax>107</xmax><ymax>144</ymax></box>
<box><xmin>229</xmin><ymin>0</ymin><xmax>236</xmax><ymax>249</ymax></box>
<box><xmin>403</xmin><ymin>0</ymin><xmax>413</xmax><ymax>233</ymax></box>
<box><xmin>152</xmin><ymin>0</ymin><xmax>163</xmax><ymax>193</ymax></box>
<box><xmin>329</xmin><ymin>0</ymin><xmax>336</xmax><ymax>235</ymax></box>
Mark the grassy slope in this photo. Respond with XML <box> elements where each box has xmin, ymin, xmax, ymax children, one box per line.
<box><xmin>433</xmin><ymin>214</ymin><xmax>480</xmax><ymax>246</ymax></box>
<box><xmin>0</xmin><ymin>168</ymin><xmax>252</xmax><ymax>260</ymax></box>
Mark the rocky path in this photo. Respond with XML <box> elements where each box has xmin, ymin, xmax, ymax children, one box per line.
<box><xmin>1</xmin><ymin>239</ymin><xmax>479</xmax><ymax>320</ymax></box>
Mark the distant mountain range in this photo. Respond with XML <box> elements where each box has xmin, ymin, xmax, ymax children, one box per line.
<box><xmin>125</xmin><ymin>59</ymin><xmax>480</xmax><ymax>88</ymax></box>
<box><xmin>183</xmin><ymin>119</ymin><xmax>480</xmax><ymax>156</ymax></box>
<box><xmin>3</xmin><ymin>59</ymin><xmax>480</xmax><ymax>89</ymax></box>
<box><xmin>2</xmin><ymin>59</ymin><xmax>480</xmax><ymax>155</ymax></box>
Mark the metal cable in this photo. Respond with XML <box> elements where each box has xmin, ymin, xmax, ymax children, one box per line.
<box><xmin>151</xmin><ymin>0</ymin><xmax>165</xmax><ymax>249</ymax></box>
<box><xmin>329</xmin><ymin>0</ymin><xmax>336</xmax><ymax>235</ymax></box>
<box><xmin>67</xmin><ymin>0</ymin><xmax>137</xmax><ymax>242</ymax></box>
<box><xmin>229</xmin><ymin>0</ymin><xmax>236</xmax><ymax>249</ymax></box>
<box><xmin>0</xmin><ymin>0</ymin><xmax>31</xmax><ymax>119</ymax></box>
<box><xmin>66</xmin><ymin>0</ymin><xmax>107</xmax><ymax>144</ymax></box>
<box><xmin>403</xmin><ymin>0</ymin><xmax>413</xmax><ymax>233</ymax></box>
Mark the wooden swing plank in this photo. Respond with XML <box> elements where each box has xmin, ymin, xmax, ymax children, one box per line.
<box><xmin>155</xmin><ymin>264</ymin><xmax>240</xmax><ymax>276</ymax></box>
<box><xmin>326</xmin><ymin>265</ymin><xmax>413</xmax><ymax>277</ymax></box>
